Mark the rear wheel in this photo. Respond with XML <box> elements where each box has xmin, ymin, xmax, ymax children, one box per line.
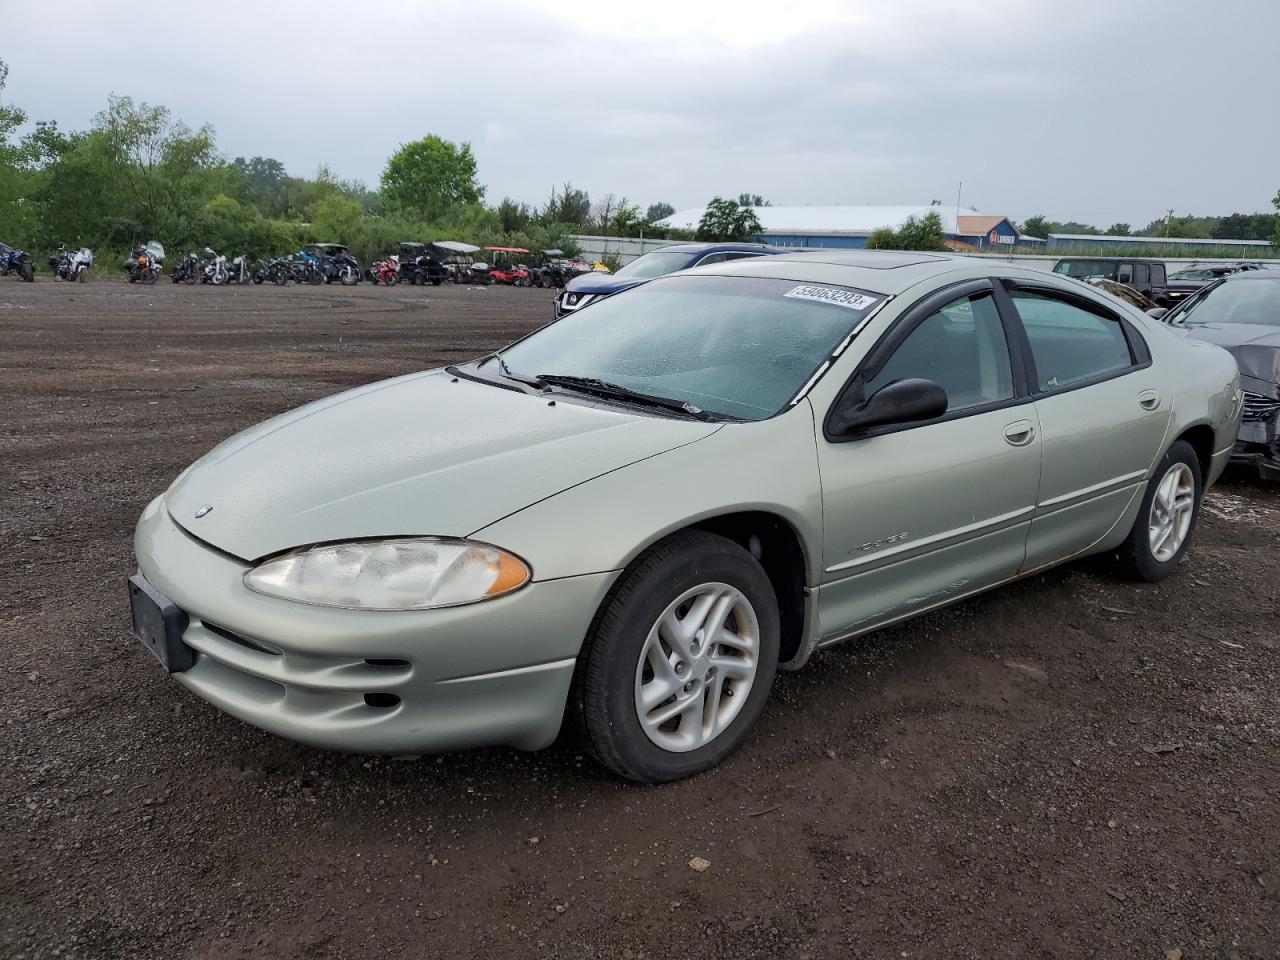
<box><xmin>573</xmin><ymin>531</ymin><xmax>780</xmax><ymax>782</ymax></box>
<box><xmin>19</xmin><ymin>261</ymin><xmax>34</xmax><ymax>282</ymax></box>
<box><xmin>1116</xmin><ymin>440</ymin><xmax>1202</xmax><ymax>582</ymax></box>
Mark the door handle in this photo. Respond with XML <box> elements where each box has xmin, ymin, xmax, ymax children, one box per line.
<box><xmin>1138</xmin><ymin>389</ymin><xmax>1161</xmax><ymax>411</ymax></box>
<box><xmin>1003</xmin><ymin>419</ymin><xmax>1036</xmax><ymax>446</ymax></box>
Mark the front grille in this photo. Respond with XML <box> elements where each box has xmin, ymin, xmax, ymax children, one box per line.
<box><xmin>1242</xmin><ymin>392</ymin><xmax>1280</xmax><ymax>422</ymax></box>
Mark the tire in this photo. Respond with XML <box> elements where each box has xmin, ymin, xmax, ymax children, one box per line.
<box><xmin>76</xmin><ymin>267</ymin><xmax>87</xmax><ymax>283</ymax></box>
<box><xmin>386</xmin><ymin>273</ymin><xmax>398</xmax><ymax>286</ymax></box>
<box><xmin>1116</xmin><ymin>440</ymin><xmax>1202</xmax><ymax>582</ymax></box>
<box><xmin>19</xmin><ymin>261</ymin><xmax>34</xmax><ymax>282</ymax></box>
<box><xmin>339</xmin><ymin>265</ymin><xmax>357</xmax><ymax>286</ymax></box>
<box><xmin>573</xmin><ymin>531</ymin><xmax>780</xmax><ymax>782</ymax></box>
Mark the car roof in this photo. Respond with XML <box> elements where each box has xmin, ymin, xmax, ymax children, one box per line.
<box><xmin>692</xmin><ymin>249</ymin><xmax>964</xmax><ymax>295</ymax></box>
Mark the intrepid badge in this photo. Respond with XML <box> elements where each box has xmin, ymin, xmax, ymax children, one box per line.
<box><xmin>194</xmin><ymin>504</ymin><xmax>213</xmax><ymax>518</ymax></box>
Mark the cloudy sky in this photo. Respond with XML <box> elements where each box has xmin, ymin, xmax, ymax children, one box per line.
<box><xmin>7</xmin><ymin>0</ymin><xmax>1277</xmax><ymax>227</ymax></box>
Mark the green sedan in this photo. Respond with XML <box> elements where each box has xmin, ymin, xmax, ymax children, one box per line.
<box><xmin>130</xmin><ymin>252</ymin><xmax>1242</xmax><ymax>781</ymax></box>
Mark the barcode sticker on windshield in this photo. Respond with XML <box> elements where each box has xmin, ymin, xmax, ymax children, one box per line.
<box><xmin>783</xmin><ymin>285</ymin><xmax>878</xmax><ymax>311</ymax></box>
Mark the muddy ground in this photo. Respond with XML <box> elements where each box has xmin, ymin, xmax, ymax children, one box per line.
<box><xmin>2</xmin><ymin>278</ymin><xmax>1278</xmax><ymax>960</ymax></box>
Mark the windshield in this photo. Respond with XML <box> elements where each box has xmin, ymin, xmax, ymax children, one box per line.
<box><xmin>498</xmin><ymin>275</ymin><xmax>886</xmax><ymax>421</ymax></box>
<box><xmin>1176</xmin><ymin>278</ymin><xmax>1280</xmax><ymax>327</ymax></box>
<box><xmin>1053</xmin><ymin>260</ymin><xmax>1108</xmax><ymax>279</ymax></box>
<box><xmin>1170</xmin><ymin>268</ymin><xmax>1225</xmax><ymax>281</ymax></box>
<box><xmin>612</xmin><ymin>250</ymin><xmax>698</xmax><ymax>279</ymax></box>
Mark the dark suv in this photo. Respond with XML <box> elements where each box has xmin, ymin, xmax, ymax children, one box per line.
<box><xmin>554</xmin><ymin>242</ymin><xmax>785</xmax><ymax>318</ymax></box>
<box><xmin>1052</xmin><ymin>258</ymin><xmax>1170</xmax><ymax>306</ymax></box>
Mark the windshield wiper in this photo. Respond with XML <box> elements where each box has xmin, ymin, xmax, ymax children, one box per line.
<box><xmin>474</xmin><ymin>352</ymin><xmax>548</xmax><ymax>390</ymax></box>
<box><xmin>535</xmin><ymin>374</ymin><xmax>724</xmax><ymax>422</ymax></box>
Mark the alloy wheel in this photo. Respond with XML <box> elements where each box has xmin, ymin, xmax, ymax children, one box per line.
<box><xmin>1148</xmin><ymin>462</ymin><xmax>1195</xmax><ymax>562</ymax></box>
<box><xmin>633</xmin><ymin>582</ymin><xmax>759</xmax><ymax>752</ymax></box>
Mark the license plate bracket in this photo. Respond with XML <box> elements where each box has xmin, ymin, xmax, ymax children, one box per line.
<box><xmin>128</xmin><ymin>574</ymin><xmax>194</xmax><ymax>672</ymax></box>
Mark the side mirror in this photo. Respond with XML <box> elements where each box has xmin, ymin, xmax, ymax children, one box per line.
<box><xmin>1145</xmin><ymin>307</ymin><xmax>1169</xmax><ymax>320</ymax></box>
<box><xmin>829</xmin><ymin>378</ymin><xmax>949</xmax><ymax>436</ymax></box>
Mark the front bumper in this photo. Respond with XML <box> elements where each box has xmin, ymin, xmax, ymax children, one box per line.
<box><xmin>133</xmin><ymin>498</ymin><xmax>617</xmax><ymax>753</ymax></box>
<box><xmin>1230</xmin><ymin>404</ymin><xmax>1280</xmax><ymax>480</ymax></box>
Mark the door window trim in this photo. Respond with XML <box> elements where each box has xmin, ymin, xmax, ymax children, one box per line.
<box><xmin>822</xmin><ymin>278</ymin><xmax>1031</xmax><ymax>443</ymax></box>
<box><xmin>996</xmin><ymin>279</ymin><xmax>1152</xmax><ymax>400</ymax></box>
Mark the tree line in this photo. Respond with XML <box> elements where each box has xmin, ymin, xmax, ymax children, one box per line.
<box><xmin>1019</xmin><ymin>208</ymin><xmax>1280</xmax><ymax>244</ymax></box>
<box><xmin>0</xmin><ymin>59</ymin><xmax>719</xmax><ymax>266</ymax></box>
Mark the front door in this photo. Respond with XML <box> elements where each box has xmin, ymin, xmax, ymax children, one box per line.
<box><xmin>815</xmin><ymin>283</ymin><xmax>1042</xmax><ymax>640</ymax></box>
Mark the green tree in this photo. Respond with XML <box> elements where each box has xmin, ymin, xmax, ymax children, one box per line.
<box><xmin>380</xmin><ymin>135</ymin><xmax>482</xmax><ymax>219</ymax></box>
<box><xmin>1019</xmin><ymin>214</ymin><xmax>1049</xmax><ymax>237</ymax></box>
<box><xmin>695</xmin><ymin>197</ymin><xmax>763</xmax><ymax>242</ymax></box>
<box><xmin>497</xmin><ymin>197</ymin><xmax>532</xmax><ymax>233</ymax></box>
<box><xmin>737</xmin><ymin>193</ymin><xmax>769</xmax><ymax>207</ymax></box>
<box><xmin>1105</xmin><ymin>223</ymin><xmax>1131</xmax><ymax>236</ymax></box>
<box><xmin>865</xmin><ymin>227</ymin><xmax>900</xmax><ymax>250</ymax></box>
<box><xmin>543</xmin><ymin>182</ymin><xmax>591</xmax><ymax>226</ymax></box>
<box><xmin>1272</xmin><ymin>190</ymin><xmax>1280</xmax><ymax>247</ymax></box>
<box><xmin>309</xmin><ymin>193</ymin><xmax>362</xmax><ymax>243</ymax></box>
<box><xmin>645</xmin><ymin>201</ymin><xmax>675</xmax><ymax>223</ymax></box>
<box><xmin>1212</xmin><ymin>212</ymin><xmax>1278</xmax><ymax>241</ymax></box>
<box><xmin>896</xmin><ymin>212</ymin><xmax>947</xmax><ymax>251</ymax></box>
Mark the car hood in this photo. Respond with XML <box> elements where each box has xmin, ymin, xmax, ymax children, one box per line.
<box><xmin>1181</xmin><ymin>324</ymin><xmax>1280</xmax><ymax>384</ymax></box>
<box><xmin>564</xmin><ymin>273</ymin><xmax>647</xmax><ymax>295</ymax></box>
<box><xmin>166</xmin><ymin>370</ymin><xmax>718</xmax><ymax>561</ymax></box>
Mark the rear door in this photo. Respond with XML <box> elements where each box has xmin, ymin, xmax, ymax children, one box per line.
<box><xmin>815</xmin><ymin>280</ymin><xmax>1042</xmax><ymax>637</ymax></box>
<box><xmin>997</xmin><ymin>280</ymin><xmax>1171</xmax><ymax>570</ymax></box>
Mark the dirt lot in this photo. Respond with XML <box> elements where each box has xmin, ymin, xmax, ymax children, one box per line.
<box><xmin>2</xmin><ymin>278</ymin><xmax>1279</xmax><ymax>960</ymax></box>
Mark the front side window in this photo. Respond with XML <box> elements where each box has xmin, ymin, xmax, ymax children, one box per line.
<box><xmin>500</xmin><ymin>275</ymin><xmax>886</xmax><ymax>421</ymax></box>
<box><xmin>1117</xmin><ymin>263</ymin><xmax>1134</xmax><ymax>283</ymax></box>
<box><xmin>864</xmin><ymin>293</ymin><xmax>1014</xmax><ymax>413</ymax></box>
<box><xmin>1010</xmin><ymin>290</ymin><xmax>1134</xmax><ymax>391</ymax></box>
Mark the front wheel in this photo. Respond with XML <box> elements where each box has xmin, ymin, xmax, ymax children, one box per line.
<box><xmin>338</xmin><ymin>265</ymin><xmax>358</xmax><ymax>286</ymax></box>
<box><xmin>573</xmin><ymin>531</ymin><xmax>780</xmax><ymax>782</ymax></box>
<box><xmin>1116</xmin><ymin>440</ymin><xmax>1202</xmax><ymax>582</ymax></box>
<box><xmin>19</xmin><ymin>261</ymin><xmax>34</xmax><ymax>282</ymax></box>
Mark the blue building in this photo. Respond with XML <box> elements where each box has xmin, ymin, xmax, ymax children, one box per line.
<box><xmin>657</xmin><ymin>204</ymin><xmax>1032</xmax><ymax>250</ymax></box>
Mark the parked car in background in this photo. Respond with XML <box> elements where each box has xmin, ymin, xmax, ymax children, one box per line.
<box><xmin>130</xmin><ymin>252</ymin><xmax>1240</xmax><ymax>781</ymax></box>
<box><xmin>1165</xmin><ymin>262</ymin><xmax>1267</xmax><ymax>306</ymax></box>
<box><xmin>1052</xmin><ymin>257</ymin><xmax>1170</xmax><ymax>306</ymax></box>
<box><xmin>554</xmin><ymin>242</ymin><xmax>786</xmax><ymax>317</ymax></box>
<box><xmin>1162</xmin><ymin>269</ymin><xmax>1280</xmax><ymax>479</ymax></box>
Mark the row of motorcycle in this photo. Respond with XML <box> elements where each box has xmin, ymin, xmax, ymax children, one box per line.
<box><xmin>120</xmin><ymin>243</ymin><xmax>364</xmax><ymax>286</ymax></box>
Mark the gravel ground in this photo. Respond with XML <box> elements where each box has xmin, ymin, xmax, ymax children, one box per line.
<box><xmin>2</xmin><ymin>278</ymin><xmax>1278</xmax><ymax>960</ymax></box>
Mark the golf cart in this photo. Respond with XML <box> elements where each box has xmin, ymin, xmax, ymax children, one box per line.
<box><xmin>398</xmin><ymin>242</ymin><xmax>449</xmax><ymax>285</ymax></box>
<box><xmin>431</xmin><ymin>240</ymin><xmax>491</xmax><ymax>284</ymax></box>
<box><xmin>484</xmin><ymin>246</ymin><xmax>533</xmax><ymax>286</ymax></box>
<box><xmin>528</xmin><ymin>249</ymin><xmax>573</xmax><ymax>288</ymax></box>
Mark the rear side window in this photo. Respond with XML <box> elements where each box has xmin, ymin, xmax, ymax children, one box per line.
<box><xmin>1009</xmin><ymin>290</ymin><xmax>1134</xmax><ymax>391</ymax></box>
<box><xmin>1117</xmin><ymin>263</ymin><xmax>1134</xmax><ymax>283</ymax></box>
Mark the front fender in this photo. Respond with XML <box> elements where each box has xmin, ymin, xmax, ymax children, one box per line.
<box><xmin>471</xmin><ymin>401</ymin><xmax>826</xmax><ymax>586</ymax></box>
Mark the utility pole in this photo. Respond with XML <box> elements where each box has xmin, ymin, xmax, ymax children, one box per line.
<box><xmin>1165</xmin><ymin>209</ymin><xmax>1175</xmax><ymax>238</ymax></box>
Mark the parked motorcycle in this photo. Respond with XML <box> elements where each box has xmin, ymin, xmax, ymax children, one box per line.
<box><xmin>369</xmin><ymin>256</ymin><xmax>399</xmax><ymax>285</ymax></box>
<box><xmin>199</xmin><ymin>248</ymin><xmax>229</xmax><ymax>285</ymax></box>
<box><xmin>48</xmin><ymin>245</ymin><xmax>94</xmax><ymax>282</ymax></box>
<box><xmin>1</xmin><ymin>242</ymin><xmax>36</xmax><ymax>281</ymax></box>
<box><xmin>306</xmin><ymin>243</ymin><xmax>361</xmax><ymax>286</ymax></box>
<box><xmin>125</xmin><ymin>242</ymin><xmax>165</xmax><ymax>283</ymax></box>
<box><xmin>226</xmin><ymin>253</ymin><xmax>252</xmax><ymax>285</ymax></box>
<box><xmin>170</xmin><ymin>252</ymin><xmax>200</xmax><ymax>284</ymax></box>
<box><xmin>287</xmin><ymin>251</ymin><xmax>324</xmax><ymax>285</ymax></box>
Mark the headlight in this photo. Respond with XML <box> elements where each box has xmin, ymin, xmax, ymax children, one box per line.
<box><xmin>243</xmin><ymin>538</ymin><xmax>530</xmax><ymax>611</ymax></box>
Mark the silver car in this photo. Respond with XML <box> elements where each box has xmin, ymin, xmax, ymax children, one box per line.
<box><xmin>130</xmin><ymin>252</ymin><xmax>1242</xmax><ymax>781</ymax></box>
